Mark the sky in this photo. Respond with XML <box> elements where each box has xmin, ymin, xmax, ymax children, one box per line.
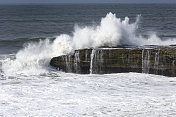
<box><xmin>0</xmin><ymin>0</ymin><xmax>176</xmax><ymax>4</ymax></box>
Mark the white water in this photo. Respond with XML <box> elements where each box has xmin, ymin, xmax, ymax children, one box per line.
<box><xmin>2</xmin><ymin>12</ymin><xmax>176</xmax><ymax>76</ymax></box>
<box><xmin>74</xmin><ymin>51</ymin><xmax>80</xmax><ymax>73</ymax></box>
<box><xmin>1</xmin><ymin>12</ymin><xmax>176</xmax><ymax>117</ymax></box>
<box><xmin>0</xmin><ymin>73</ymin><xmax>176</xmax><ymax>116</ymax></box>
<box><xmin>90</xmin><ymin>49</ymin><xmax>96</xmax><ymax>74</ymax></box>
<box><xmin>142</xmin><ymin>49</ymin><xmax>151</xmax><ymax>73</ymax></box>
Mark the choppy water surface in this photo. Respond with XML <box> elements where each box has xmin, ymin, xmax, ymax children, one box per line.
<box><xmin>0</xmin><ymin>73</ymin><xmax>176</xmax><ymax>116</ymax></box>
<box><xmin>0</xmin><ymin>4</ymin><xmax>176</xmax><ymax>116</ymax></box>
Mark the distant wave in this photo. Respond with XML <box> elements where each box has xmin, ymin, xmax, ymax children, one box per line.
<box><xmin>0</xmin><ymin>37</ymin><xmax>54</xmax><ymax>43</ymax></box>
<box><xmin>2</xmin><ymin>12</ymin><xmax>176</xmax><ymax>76</ymax></box>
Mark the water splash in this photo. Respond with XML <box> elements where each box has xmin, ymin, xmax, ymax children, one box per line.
<box><xmin>142</xmin><ymin>49</ymin><xmax>151</xmax><ymax>73</ymax></box>
<box><xmin>65</xmin><ymin>55</ymin><xmax>72</xmax><ymax>72</ymax></box>
<box><xmin>90</xmin><ymin>49</ymin><xmax>96</xmax><ymax>74</ymax></box>
<box><xmin>154</xmin><ymin>49</ymin><xmax>160</xmax><ymax>74</ymax></box>
<box><xmin>85</xmin><ymin>50</ymin><xmax>88</xmax><ymax>61</ymax></box>
<box><xmin>74</xmin><ymin>51</ymin><xmax>80</xmax><ymax>73</ymax></box>
<box><xmin>2</xmin><ymin>12</ymin><xmax>176</xmax><ymax>76</ymax></box>
<box><xmin>2</xmin><ymin>36</ymin><xmax>72</xmax><ymax>76</ymax></box>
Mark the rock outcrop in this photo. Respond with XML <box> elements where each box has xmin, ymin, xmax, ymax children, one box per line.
<box><xmin>50</xmin><ymin>46</ymin><xmax>176</xmax><ymax>77</ymax></box>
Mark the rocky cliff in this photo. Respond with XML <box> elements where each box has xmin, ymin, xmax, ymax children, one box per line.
<box><xmin>50</xmin><ymin>46</ymin><xmax>176</xmax><ymax>77</ymax></box>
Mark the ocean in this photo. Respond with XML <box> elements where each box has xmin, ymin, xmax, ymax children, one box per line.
<box><xmin>0</xmin><ymin>4</ymin><xmax>176</xmax><ymax>116</ymax></box>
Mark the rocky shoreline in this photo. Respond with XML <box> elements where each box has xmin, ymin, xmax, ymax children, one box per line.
<box><xmin>50</xmin><ymin>46</ymin><xmax>176</xmax><ymax>77</ymax></box>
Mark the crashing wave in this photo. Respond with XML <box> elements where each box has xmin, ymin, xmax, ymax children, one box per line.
<box><xmin>2</xmin><ymin>12</ymin><xmax>176</xmax><ymax>76</ymax></box>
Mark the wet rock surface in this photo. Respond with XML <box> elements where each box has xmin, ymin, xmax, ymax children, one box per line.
<box><xmin>50</xmin><ymin>46</ymin><xmax>176</xmax><ymax>77</ymax></box>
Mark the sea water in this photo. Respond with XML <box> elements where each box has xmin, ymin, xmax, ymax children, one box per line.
<box><xmin>0</xmin><ymin>4</ymin><xmax>176</xmax><ymax>116</ymax></box>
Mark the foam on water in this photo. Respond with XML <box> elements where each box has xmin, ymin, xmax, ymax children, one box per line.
<box><xmin>1</xmin><ymin>12</ymin><xmax>176</xmax><ymax>76</ymax></box>
<box><xmin>0</xmin><ymin>73</ymin><xmax>176</xmax><ymax>116</ymax></box>
<box><xmin>2</xmin><ymin>35</ymin><xmax>72</xmax><ymax>76</ymax></box>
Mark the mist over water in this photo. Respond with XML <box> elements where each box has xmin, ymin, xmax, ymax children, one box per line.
<box><xmin>1</xmin><ymin>12</ymin><xmax>176</xmax><ymax>76</ymax></box>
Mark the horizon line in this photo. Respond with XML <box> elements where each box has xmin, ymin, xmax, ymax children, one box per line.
<box><xmin>0</xmin><ymin>2</ymin><xmax>176</xmax><ymax>5</ymax></box>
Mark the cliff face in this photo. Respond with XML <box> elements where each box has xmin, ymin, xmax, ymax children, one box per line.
<box><xmin>50</xmin><ymin>46</ymin><xmax>176</xmax><ymax>77</ymax></box>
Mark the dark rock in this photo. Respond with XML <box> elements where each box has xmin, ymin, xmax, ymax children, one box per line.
<box><xmin>50</xmin><ymin>46</ymin><xmax>176</xmax><ymax>77</ymax></box>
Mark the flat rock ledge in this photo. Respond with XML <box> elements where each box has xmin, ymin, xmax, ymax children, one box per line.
<box><xmin>50</xmin><ymin>46</ymin><xmax>176</xmax><ymax>77</ymax></box>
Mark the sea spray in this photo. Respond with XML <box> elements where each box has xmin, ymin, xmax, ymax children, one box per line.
<box><xmin>2</xmin><ymin>12</ymin><xmax>176</xmax><ymax>76</ymax></box>
<box><xmin>2</xmin><ymin>35</ymin><xmax>72</xmax><ymax>76</ymax></box>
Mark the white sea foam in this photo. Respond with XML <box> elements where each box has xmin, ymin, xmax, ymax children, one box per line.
<box><xmin>0</xmin><ymin>73</ymin><xmax>176</xmax><ymax>116</ymax></box>
<box><xmin>2</xmin><ymin>35</ymin><xmax>72</xmax><ymax>75</ymax></box>
<box><xmin>2</xmin><ymin>12</ymin><xmax>176</xmax><ymax>76</ymax></box>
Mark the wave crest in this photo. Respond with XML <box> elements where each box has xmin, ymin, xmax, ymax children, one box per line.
<box><xmin>2</xmin><ymin>12</ymin><xmax>176</xmax><ymax>76</ymax></box>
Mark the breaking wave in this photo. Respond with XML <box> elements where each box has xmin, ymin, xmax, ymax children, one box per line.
<box><xmin>2</xmin><ymin>12</ymin><xmax>176</xmax><ymax>76</ymax></box>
